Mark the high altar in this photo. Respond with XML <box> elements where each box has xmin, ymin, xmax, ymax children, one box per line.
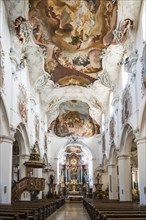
<box><xmin>59</xmin><ymin>153</ymin><xmax>89</xmax><ymax>195</ymax></box>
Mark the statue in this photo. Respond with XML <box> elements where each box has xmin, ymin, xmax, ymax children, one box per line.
<box><xmin>50</xmin><ymin>175</ymin><xmax>54</xmax><ymax>185</ymax></box>
<box><xmin>96</xmin><ymin>173</ymin><xmax>102</xmax><ymax>184</ymax></box>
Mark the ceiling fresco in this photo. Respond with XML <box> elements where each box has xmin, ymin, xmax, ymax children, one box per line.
<box><xmin>4</xmin><ymin>0</ymin><xmax>142</xmax><ymax>132</ymax></box>
<box><xmin>65</xmin><ymin>145</ymin><xmax>83</xmax><ymax>154</ymax></box>
<box><xmin>28</xmin><ymin>0</ymin><xmax>117</xmax><ymax>86</ymax></box>
<box><xmin>49</xmin><ymin>101</ymin><xmax>100</xmax><ymax>137</ymax></box>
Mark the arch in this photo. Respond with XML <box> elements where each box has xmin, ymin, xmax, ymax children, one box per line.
<box><xmin>0</xmin><ymin>95</ymin><xmax>10</xmax><ymax>136</ymax></box>
<box><xmin>119</xmin><ymin>123</ymin><xmax>135</xmax><ymax>155</ymax></box>
<box><xmin>56</xmin><ymin>140</ymin><xmax>94</xmax><ymax>187</ymax></box>
<box><xmin>108</xmin><ymin>142</ymin><xmax>118</xmax><ymax>165</ymax></box>
<box><xmin>139</xmin><ymin>102</ymin><xmax>146</xmax><ymax>136</ymax></box>
<box><xmin>55</xmin><ymin>140</ymin><xmax>93</xmax><ymax>160</ymax></box>
<box><xmin>14</xmin><ymin>123</ymin><xmax>30</xmax><ymax>155</ymax></box>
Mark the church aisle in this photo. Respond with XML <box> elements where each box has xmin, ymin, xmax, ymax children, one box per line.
<box><xmin>47</xmin><ymin>203</ymin><xmax>91</xmax><ymax>220</ymax></box>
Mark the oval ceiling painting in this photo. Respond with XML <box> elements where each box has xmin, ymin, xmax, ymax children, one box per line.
<box><xmin>50</xmin><ymin>100</ymin><xmax>100</xmax><ymax>137</ymax></box>
<box><xmin>28</xmin><ymin>0</ymin><xmax>117</xmax><ymax>85</ymax></box>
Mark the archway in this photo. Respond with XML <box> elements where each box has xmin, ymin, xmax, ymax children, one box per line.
<box><xmin>0</xmin><ymin>96</ymin><xmax>10</xmax><ymax>136</ymax></box>
<box><xmin>136</xmin><ymin>103</ymin><xmax>146</xmax><ymax>205</ymax></box>
<box><xmin>0</xmin><ymin>96</ymin><xmax>12</xmax><ymax>204</ymax></box>
<box><xmin>118</xmin><ymin>123</ymin><xmax>137</xmax><ymax>201</ymax></box>
<box><xmin>108</xmin><ymin>143</ymin><xmax>119</xmax><ymax>200</ymax></box>
<box><xmin>12</xmin><ymin>123</ymin><xmax>30</xmax><ymax>181</ymax></box>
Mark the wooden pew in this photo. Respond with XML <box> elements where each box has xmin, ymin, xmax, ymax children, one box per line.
<box><xmin>83</xmin><ymin>198</ymin><xmax>146</xmax><ymax>220</ymax></box>
<box><xmin>107</xmin><ymin>219</ymin><xmax>146</xmax><ymax>220</ymax></box>
<box><xmin>0</xmin><ymin>198</ymin><xmax>65</xmax><ymax>219</ymax></box>
<box><xmin>101</xmin><ymin>213</ymin><xmax>146</xmax><ymax>220</ymax></box>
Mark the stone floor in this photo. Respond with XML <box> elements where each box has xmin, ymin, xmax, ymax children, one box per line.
<box><xmin>47</xmin><ymin>203</ymin><xmax>91</xmax><ymax>220</ymax></box>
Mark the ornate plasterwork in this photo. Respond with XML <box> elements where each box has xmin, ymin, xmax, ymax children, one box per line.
<box><xmin>109</xmin><ymin>117</ymin><xmax>115</xmax><ymax>141</ymax></box>
<box><xmin>97</xmin><ymin>71</ymin><xmax>115</xmax><ymax>90</ymax></box>
<box><xmin>10</xmin><ymin>47</ymin><xmax>27</xmax><ymax>80</ymax></box>
<box><xmin>141</xmin><ymin>42</ymin><xmax>146</xmax><ymax>94</ymax></box>
<box><xmin>124</xmin><ymin>49</ymin><xmax>138</xmax><ymax>82</ymax></box>
<box><xmin>0</xmin><ymin>43</ymin><xmax>5</xmax><ymax>92</ymax></box>
<box><xmin>121</xmin><ymin>85</ymin><xmax>132</xmax><ymax>125</ymax></box>
<box><xmin>18</xmin><ymin>84</ymin><xmax>28</xmax><ymax>123</ymax></box>
<box><xmin>102</xmin><ymin>132</ymin><xmax>106</xmax><ymax>153</ymax></box>
<box><xmin>113</xmin><ymin>18</ymin><xmax>133</xmax><ymax>44</ymax></box>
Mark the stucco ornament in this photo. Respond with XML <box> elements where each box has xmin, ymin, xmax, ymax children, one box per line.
<box><xmin>124</xmin><ymin>49</ymin><xmax>138</xmax><ymax>81</ymax></box>
<box><xmin>0</xmin><ymin>43</ymin><xmax>5</xmax><ymax>92</ymax></box>
<box><xmin>141</xmin><ymin>42</ymin><xmax>146</xmax><ymax>93</ymax></box>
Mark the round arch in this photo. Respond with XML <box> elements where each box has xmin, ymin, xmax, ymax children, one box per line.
<box><xmin>56</xmin><ymin>141</ymin><xmax>94</xmax><ymax>188</ymax></box>
<box><xmin>108</xmin><ymin>142</ymin><xmax>118</xmax><ymax>165</ymax></box>
<box><xmin>119</xmin><ymin>123</ymin><xmax>135</xmax><ymax>155</ymax></box>
<box><xmin>139</xmin><ymin>102</ymin><xmax>146</xmax><ymax>136</ymax></box>
<box><xmin>14</xmin><ymin>123</ymin><xmax>30</xmax><ymax>155</ymax></box>
<box><xmin>0</xmin><ymin>95</ymin><xmax>10</xmax><ymax>136</ymax></box>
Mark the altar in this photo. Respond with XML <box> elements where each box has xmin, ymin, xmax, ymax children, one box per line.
<box><xmin>59</xmin><ymin>153</ymin><xmax>89</xmax><ymax>196</ymax></box>
<box><xmin>66</xmin><ymin>182</ymin><xmax>83</xmax><ymax>194</ymax></box>
<box><xmin>68</xmin><ymin>194</ymin><xmax>83</xmax><ymax>202</ymax></box>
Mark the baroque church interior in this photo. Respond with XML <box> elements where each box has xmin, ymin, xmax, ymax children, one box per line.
<box><xmin>0</xmin><ymin>0</ymin><xmax>146</xmax><ymax>219</ymax></box>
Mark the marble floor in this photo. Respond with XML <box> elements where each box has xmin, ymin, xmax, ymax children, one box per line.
<box><xmin>47</xmin><ymin>203</ymin><xmax>91</xmax><ymax>220</ymax></box>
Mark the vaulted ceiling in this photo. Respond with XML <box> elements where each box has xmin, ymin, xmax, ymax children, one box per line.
<box><xmin>5</xmin><ymin>0</ymin><xmax>142</xmax><ymax>137</ymax></box>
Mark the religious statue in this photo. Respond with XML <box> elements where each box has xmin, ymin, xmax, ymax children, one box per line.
<box><xmin>96</xmin><ymin>173</ymin><xmax>102</xmax><ymax>184</ymax></box>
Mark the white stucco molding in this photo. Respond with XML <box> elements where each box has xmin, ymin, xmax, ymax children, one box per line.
<box><xmin>117</xmin><ymin>154</ymin><xmax>131</xmax><ymax>160</ymax></box>
<box><xmin>0</xmin><ymin>135</ymin><xmax>14</xmax><ymax>143</ymax></box>
<box><xmin>135</xmin><ymin>136</ymin><xmax>146</xmax><ymax>145</ymax></box>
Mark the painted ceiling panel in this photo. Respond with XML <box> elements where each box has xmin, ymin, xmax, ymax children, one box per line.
<box><xmin>28</xmin><ymin>0</ymin><xmax>117</xmax><ymax>85</ymax></box>
<box><xmin>49</xmin><ymin>101</ymin><xmax>100</xmax><ymax>137</ymax></box>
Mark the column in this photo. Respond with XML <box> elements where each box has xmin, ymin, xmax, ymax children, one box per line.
<box><xmin>34</xmin><ymin>168</ymin><xmax>43</xmax><ymax>199</ymax></box>
<box><xmin>136</xmin><ymin>136</ymin><xmax>146</xmax><ymax>205</ymax></box>
<box><xmin>118</xmin><ymin>155</ymin><xmax>132</xmax><ymax>201</ymax></box>
<box><xmin>19</xmin><ymin>154</ymin><xmax>30</xmax><ymax>179</ymax></box>
<box><xmin>108</xmin><ymin>164</ymin><xmax>118</xmax><ymax>200</ymax></box>
<box><xmin>0</xmin><ymin>135</ymin><xmax>14</xmax><ymax>204</ymax></box>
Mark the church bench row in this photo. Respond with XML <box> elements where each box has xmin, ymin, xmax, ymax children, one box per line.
<box><xmin>0</xmin><ymin>198</ymin><xmax>65</xmax><ymax>219</ymax></box>
<box><xmin>107</xmin><ymin>219</ymin><xmax>146</xmax><ymax>220</ymax></box>
<box><xmin>83</xmin><ymin>199</ymin><xmax>146</xmax><ymax>220</ymax></box>
<box><xmin>101</xmin><ymin>213</ymin><xmax>146</xmax><ymax>220</ymax></box>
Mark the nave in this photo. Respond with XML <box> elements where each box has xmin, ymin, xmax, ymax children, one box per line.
<box><xmin>1</xmin><ymin>0</ymin><xmax>146</xmax><ymax>210</ymax></box>
<box><xmin>47</xmin><ymin>203</ymin><xmax>90</xmax><ymax>220</ymax></box>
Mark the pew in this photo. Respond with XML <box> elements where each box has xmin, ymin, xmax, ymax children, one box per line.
<box><xmin>0</xmin><ymin>198</ymin><xmax>65</xmax><ymax>219</ymax></box>
<box><xmin>101</xmin><ymin>213</ymin><xmax>146</xmax><ymax>220</ymax></box>
<box><xmin>107</xmin><ymin>219</ymin><xmax>146</xmax><ymax>220</ymax></box>
<box><xmin>83</xmin><ymin>198</ymin><xmax>146</xmax><ymax>220</ymax></box>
